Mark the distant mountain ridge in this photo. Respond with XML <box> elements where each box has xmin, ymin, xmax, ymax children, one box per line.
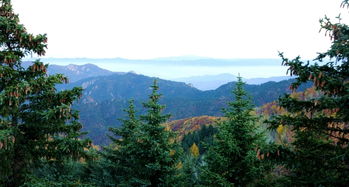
<box><xmin>24</xmin><ymin>58</ymin><xmax>286</xmax><ymax>80</ymax></box>
<box><xmin>175</xmin><ymin>74</ymin><xmax>295</xmax><ymax>90</ymax></box>
<box><xmin>23</xmin><ymin>61</ymin><xmax>291</xmax><ymax>90</ymax></box>
<box><xmin>22</xmin><ymin>61</ymin><xmax>119</xmax><ymax>82</ymax></box>
<box><xmin>246</xmin><ymin>76</ymin><xmax>296</xmax><ymax>85</ymax></box>
<box><xmin>48</xmin><ymin>64</ymin><xmax>118</xmax><ymax>82</ymax></box>
<box><xmin>174</xmin><ymin>73</ymin><xmax>237</xmax><ymax>90</ymax></box>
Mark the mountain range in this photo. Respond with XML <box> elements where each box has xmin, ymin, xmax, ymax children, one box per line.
<box><xmin>174</xmin><ymin>74</ymin><xmax>294</xmax><ymax>90</ymax></box>
<box><xmin>25</xmin><ymin>57</ymin><xmax>288</xmax><ymax>85</ymax></box>
<box><xmin>23</xmin><ymin>61</ymin><xmax>311</xmax><ymax>145</ymax></box>
<box><xmin>24</xmin><ymin>60</ymin><xmax>293</xmax><ymax>90</ymax></box>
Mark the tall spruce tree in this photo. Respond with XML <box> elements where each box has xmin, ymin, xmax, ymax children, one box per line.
<box><xmin>267</xmin><ymin>1</ymin><xmax>349</xmax><ymax>185</ymax></box>
<box><xmin>0</xmin><ymin>0</ymin><xmax>90</xmax><ymax>186</ymax></box>
<box><xmin>102</xmin><ymin>100</ymin><xmax>141</xmax><ymax>186</ymax></box>
<box><xmin>136</xmin><ymin>79</ymin><xmax>180</xmax><ymax>186</ymax></box>
<box><xmin>103</xmin><ymin>80</ymin><xmax>180</xmax><ymax>186</ymax></box>
<box><xmin>202</xmin><ymin>76</ymin><xmax>265</xmax><ymax>186</ymax></box>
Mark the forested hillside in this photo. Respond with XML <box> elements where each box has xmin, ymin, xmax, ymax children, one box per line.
<box><xmin>57</xmin><ymin>73</ymin><xmax>310</xmax><ymax>144</ymax></box>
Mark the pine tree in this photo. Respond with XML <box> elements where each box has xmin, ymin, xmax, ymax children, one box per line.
<box><xmin>176</xmin><ymin>154</ymin><xmax>200</xmax><ymax>187</ymax></box>
<box><xmin>0</xmin><ymin>0</ymin><xmax>90</xmax><ymax>186</ymax></box>
<box><xmin>102</xmin><ymin>100</ymin><xmax>141</xmax><ymax>186</ymax></box>
<box><xmin>267</xmin><ymin>1</ymin><xmax>349</xmax><ymax>185</ymax></box>
<box><xmin>103</xmin><ymin>81</ymin><xmax>180</xmax><ymax>186</ymax></box>
<box><xmin>202</xmin><ymin>76</ymin><xmax>265</xmax><ymax>186</ymax></box>
<box><xmin>136</xmin><ymin>79</ymin><xmax>180</xmax><ymax>186</ymax></box>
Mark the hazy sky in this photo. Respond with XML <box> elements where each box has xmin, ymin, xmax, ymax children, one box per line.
<box><xmin>11</xmin><ymin>0</ymin><xmax>349</xmax><ymax>59</ymax></box>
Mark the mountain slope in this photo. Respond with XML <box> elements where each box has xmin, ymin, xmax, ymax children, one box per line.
<box><xmin>56</xmin><ymin>73</ymin><xmax>311</xmax><ymax>145</ymax></box>
<box><xmin>58</xmin><ymin>72</ymin><xmax>201</xmax><ymax>103</ymax></box>
<box><xmin>166</xmin><ymin>116</ymin><xmax>222</xmax><ymax>140</ymax></box>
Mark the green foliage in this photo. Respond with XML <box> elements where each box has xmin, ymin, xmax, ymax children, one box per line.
<box><xmin>83</xmin><ymin>150</ymin><xmax>115</xmax><ymax>187</ymax></box>
<box><xmin>0</xmin><ymin>1</ymin><xmax>90</xmax><ymax>186</ymax></box>
<box><xmin>22</xmin><ymin>159</ymin><xmax>95</xmax><ymax>187</ymax></box>
<box><xmin>22</xmin><ymin>177</ymin><xmax>94</xmax><ymax>187</ymax></box>
<box><xmin>102</xmin><ymin>80</ymin><xmax>181</xmax><ymax>186</ymax></box>
<box><xmin>133</xmin><ymin>79</ymin><xmax>181</xmax><ymax>186</ymax></box>
<box><xmin>202</xmin><ymin>77</ymin><xmax>267</xmax><ymax>186</ymax></box>
<box><xmin>176</xmin><ymin>154</ymin><xmax>201</xmax><ymax>187</ymax></box>
<box><xmin>267</xmin><ymin>1</ymin><xmax>349</xmax><ymax>185</ymax></box>
<box><xmin>181</xmin><ymin>125</ymin><xmax>217</xmax><ymax>154</ymax></box>
<box><xmin>101</xmin><ymin>99</ymin><xmax>142</xmax><ymax>185</ymax></box>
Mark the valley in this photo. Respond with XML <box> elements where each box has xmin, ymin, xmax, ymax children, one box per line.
<box><xmin>44</xmin><ymin>62</ymin><xmax>311</xmax><ymax>145</ymax></box>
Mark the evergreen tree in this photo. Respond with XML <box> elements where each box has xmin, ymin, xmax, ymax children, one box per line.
<box><xmin>181</xmin><ymin>125</ymin><xmax>217</xmax><ymax>154</ymax></box>
<box><xmin>202</xmin><ymin>76</ymin><xmax>265</xmax><ymax>186</ymax></box>
<box><xmin>176</xmin><ymin>142</ymin><xmax>202</xmax><ymax>187</ymax></box>
<box><xmin>103</xmin><ymin>81</ymin><xmax>180</xmax><ymax>186</ymax></box>
<box><xmin>101</xmin><ymin>100</ymin><xmax>141</xmax><ymax>186</ymax></box>
<box><xmin>23</xmin><ymin>159</ymin><xmax>94</xmax><ymax>187</ymax></box>
<box><xmin>0</xmin><ymin>0</ymin><xmax>90</xmax><ymax>186</ymax></box>
<box><xmin>82</xmin><ymin>146</ymin><xmax>115</xmax><ymax>187</ymax></box>
<box><xmin>176</xmin><ymin>154</ymin><xmax>200</xmax><ymax>187</ymax></box>
<box><xmin>136</xmin><ymin>79</ymin><xmax>181</xmax><ymax>186</ymax></box>
<box><xmin>268</xmin><ymin>1</ymin><xmax>349</xmax><ymax>185</ymax></box>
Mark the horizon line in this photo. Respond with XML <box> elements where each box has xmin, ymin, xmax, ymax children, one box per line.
<box><xmin>23</xmin><ymin>56</ymin><xmax>282</xmax><ymax>61</ymax></box>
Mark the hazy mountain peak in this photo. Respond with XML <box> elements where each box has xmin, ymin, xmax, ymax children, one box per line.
<box><xmin>48</xmin><ymin>63</ymin><xmax>115</xmax><ymax>82</ymax></box>
<box><xmin>174</xmin><ymin>74</ymin><xmax>294</xmax><ymax>91</ymax></box>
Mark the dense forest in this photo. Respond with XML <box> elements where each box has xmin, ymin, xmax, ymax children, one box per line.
<box><xmin>1</xmin><ymin>0</ymin><xmax>349</xmax><ymax>186</ymax></box>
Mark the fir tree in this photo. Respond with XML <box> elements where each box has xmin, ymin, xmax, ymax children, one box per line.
<box><xmin>176</xmin><ymin>154</ymin><xmax>200</xmax><ymax>187</ymax></box>
<box><xmin>103</xmin><ymin>81</ymin><xmax>180</xmax><ymax>186</ymax></box>
<box><xmin>202</xmin><ymin>76</ymin><xmax>265</xmax><ymax>186</ymax></box>
<box><xmin>268</xmin><ymin>1</ymin><xmax>349</xmax><ymax>185</ymax></box>
<box><xmin>136</xmin><ymin>79</ymin><xmax>181</xmax><ymax>186</ymax></box>
<box><xmin>0</xmin><ymin>0</ymin><xmax>90</xmax><ymax>186</ymax></box>
<box><xmin>102</xmin><ymin>100</ymin><xmax>141</xmax><ymax>186</ymax></box>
